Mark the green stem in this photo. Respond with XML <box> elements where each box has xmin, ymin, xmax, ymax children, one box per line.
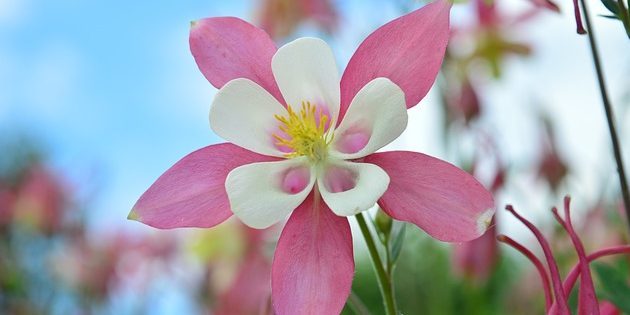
<box><xmin>346</xmin><ymin>291</ymin><xmax>372</xmax><ymax>315</ymax></box>
<box><xmin>579</xmin><ymin>0</ymin><xmax>630</xmax><ymax>233</ymax></box>
<box><xmin>355</xmin><ymin>212</ymin><xmax>398</xmax><ymax>315</ymax></box>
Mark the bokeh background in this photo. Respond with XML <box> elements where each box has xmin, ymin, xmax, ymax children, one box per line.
<box><xmin>1</xmin><ymin>0</ymin><xmax>629</xmax><ymax>314</ymax></box>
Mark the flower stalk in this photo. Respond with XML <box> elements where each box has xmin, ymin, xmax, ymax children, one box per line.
<box><xmin>355</xmin><ymin>212</ymin><xmax>398</xmax><ymax>315</ymax></box>
<box><xmin>579</xmin><ymin>0</ymin><xmax>630</xmax><ymax>233</ymax></box>
<box><xmin>347</xmin><ymin>291</ymin><xmax>372</xmax><ymax>315</ymax></box>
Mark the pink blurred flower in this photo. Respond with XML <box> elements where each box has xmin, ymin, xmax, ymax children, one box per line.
<box><xmin>12</xmin><ymin>165</ymin><xmax>67</xmax><ymax>234</ymax></box>
<box><xmin>537</xmin><ymin>120</ymin><xmax>568</xmax><ymax>192</ymax></box>
<box><xmin>453</xmin><ymin>218</ymin><xmax>498</xmax><ymax>283</ymax></box>
<box><xmin>579</xmin><ymin>200</ymin><xmax>626</xmax><ymax>249</ymax></box>
<box><xmin>453</xmin><ymin>0</ymin><xmax>547</xmax><ymax>78</ymax></box>
<box><xmin>130</xmin><ymin>1</ymin><xmax>495</xmax><ymax>313</ymax></box>
<box><xmin>528</xmin><ymin>0</ymin><xmax>560</xmax><ymax>13</ymax></box>
<box><xmin>537</xmin><ymin>149</ymin><xmax>568</xmax><ymax>191</ymax></box>
<box><xmin>442</xmin><ymin>73</ymin><xmax>482</xmax><ymax>125</ymax></box>
<box><xmin>53</xmin><ymin>231</ymin><xmax>176</xmax><ymax>300</ymax></box>
<box><xmin>257</xmin><ymin>0</ymin><xmax>338</xmax><ymax>39</ymax></box>
<box><xmin>453</xmin><ymin>140</ymin><xmax>505</xmax><ymax>283</ymax></box>
<box><xmin>213</xmin><ymin>224</ymin><xmax>273</xmax><ymax>315</ymax></box>
<box><xmin>0</xmin><ymin>184</ymin><xmax>16</xmax><ymax>227</ymax></box>
<box><xmin>498</xmin><ymin>197</ymin><xmax>630</xmax><ymax>314</ymax></box>
<box><xmin>599</xmin><ymin>301</ymin><xmax>621</xmax><ymax>315</ymax></box>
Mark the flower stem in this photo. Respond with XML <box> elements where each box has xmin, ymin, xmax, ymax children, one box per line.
<box><xmin>579</xmin><ymin>0</ymin><xmax>630</xmax><ymax>232</ymax></box>
<box><xmin>355</xmin><ymin>212</ymin><xmax>398</xmax><ymax>315</ymax></box>
<box><xmin>347</xmin><ymin>291</ymin><xmax>372</xmax><ymax>315</ymax></box>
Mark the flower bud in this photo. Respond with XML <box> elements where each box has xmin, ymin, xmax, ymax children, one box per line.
<box><xmin>374</xmin><ymin>209</ymin><xmax>393</xmax><ymax>237</ymax></box>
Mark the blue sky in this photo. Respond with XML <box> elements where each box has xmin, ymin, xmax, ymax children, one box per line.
<box><xmin>0</xmin><ymin>0</ymin><xmax>246</xmax><ymax>229</ymax></box>
<box><xmin>0</xmin><ymin>0</ymin><xmax>628</xmax><ymax>240</ymax></box>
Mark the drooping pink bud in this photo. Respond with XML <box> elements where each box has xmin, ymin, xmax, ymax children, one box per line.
<box><xmin>453</xmin><ymin>219</ymin><xmax>498</xmax><ymax>283</ymax></box>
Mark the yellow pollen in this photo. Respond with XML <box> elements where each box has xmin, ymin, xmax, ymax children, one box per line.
<box><xmin>273</xmin><ymin>101</ymin><xmax>332</xmax><ymax>161</ymax></box>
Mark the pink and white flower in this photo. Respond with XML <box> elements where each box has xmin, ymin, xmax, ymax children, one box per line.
<box><xmin>130</xmin><ymin>1</ymin><xmax>495</xmax><ymax>313</ymax></box>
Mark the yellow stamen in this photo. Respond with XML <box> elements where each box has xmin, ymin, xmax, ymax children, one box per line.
<box><xmin>273</xmin><ymin>101</ymin><xmax>332</xmax><ymax>161</ymax></box>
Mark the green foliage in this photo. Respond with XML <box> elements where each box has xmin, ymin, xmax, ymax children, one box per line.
<box><xmin>593</xmin><ymin>259</ymin><xmax>630</xmax><ymax>313</ymax></box>
<box><xmin>600</xmin><ymin>0</ymin><xmax>630</xmax><ymax>37</ymax></box>
<box><xmin>345</xmin><ymin>227</ymin><xmax>527</xmax><ymax>315</ymax></box>
<box><xmin>601</xmin><ymin>0</ymin><xmax>620</xmax><ymax>15</ymax></box>
<box><xmin>389</xmin><ymin>222</ymin><xmax>406</xmax><ymax>265</ymax></box>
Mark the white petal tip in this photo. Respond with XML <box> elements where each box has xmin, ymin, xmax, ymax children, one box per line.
<box><xmin>476</xmin><ymin>209</ymin><xmax>495</xmax><ymax>234</ymax></box>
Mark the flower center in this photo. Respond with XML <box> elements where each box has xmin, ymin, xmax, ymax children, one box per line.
<box><xmin>273</xmin><ymin>101</ymin><xmax>332</xmax><ymax>162</ymax></box>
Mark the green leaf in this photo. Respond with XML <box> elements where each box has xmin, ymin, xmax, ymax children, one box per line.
<box><xmin>599</xmin><ymin>14</ymin><xmax>621</xmax><ymax>19</ymax></box>
<box><xmin>592</xmin><ymin>262</ymin><xmax>630</xmax><ymax>313</ymax></box>
<box><xmin>602</xmin><ymin>0</ymin><xmax>620</xmax><ymax>14</ymax></box>
<box><xmin>389</xmin><ymin>222</ymin><xmax>406</xmax><ymax>264</ymax></box>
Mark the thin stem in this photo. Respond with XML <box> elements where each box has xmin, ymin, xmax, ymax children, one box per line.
<box><xmin>355</xmin><ymin>212</ymin><xmax>397</xmax><ymax>315</ymax></box>
<box><xmin>383</xmin><ymin>231</ymin><xmax>397</xmax><ymax>310</ymax></box>
<box><xmin>347</xmin><ymin>291</ymin><xmax>372</xmax><ymax>315</ymax></box>
<box><xmin>580</xmin><ymin>0</ymin><xmax>630</xmax><ymax>232</ymax></box>
<box><xmin>385</xmin><ymin>234</ymin><xmax>393</xmax><ymax>276</ymax></box>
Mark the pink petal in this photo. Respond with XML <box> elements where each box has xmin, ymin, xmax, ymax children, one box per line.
<box><xmin>271</xmin><ymin>192</ymin><xmax>354</xmax><ymax>315</ymax></box>
<box><xmin>130</xmin><ymin>143</ymin><xmax>277</xmax><ymax>229</ymax></box>
<box><xmin>339</xmin><ymin>0</ymin><xmax>451</xmax><ymax>120</ymax></box>
<box><xmin>189</xmin><ymin>17</ymin><xmax>284</xmax><ymax>102</ymax></box>
<box><xmin>364</xmin><ymin>151</ymin><xmax>495</xmax><ymax>242</ymax></box>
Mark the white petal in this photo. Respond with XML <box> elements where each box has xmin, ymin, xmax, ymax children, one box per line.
<box><xmin>331</xmin><ymin>78</ymin><xmax>407</xmax><ymax>159</ymax></box>
<box><xmin>317</xmin><ymin>160</ymin><xmax>390</xmax><ymax>217</ymax></box>
<box><xmin>210</xmin><ymin>78</ymin><xmax>287</xmax><ymax>157</ymax></box>
<box><xmin>272</xmin><ymin>37</ymin><xmax>340</xmax><ymax>126</ymax></box>
<box><xmin>226</xmin><ymin>157</ymin><xmax>315</xmax><ymax>228</ymax></box>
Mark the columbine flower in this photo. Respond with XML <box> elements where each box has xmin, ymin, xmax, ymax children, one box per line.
<box><xmin>498</xmin><ymin>197</ymin><xmax>630</xmax><ymax>314</ymax></box>
<box><xmin>130</xmin><ymin>0</ymin><xmax>494</xmax><ymax>313</ymax></box>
